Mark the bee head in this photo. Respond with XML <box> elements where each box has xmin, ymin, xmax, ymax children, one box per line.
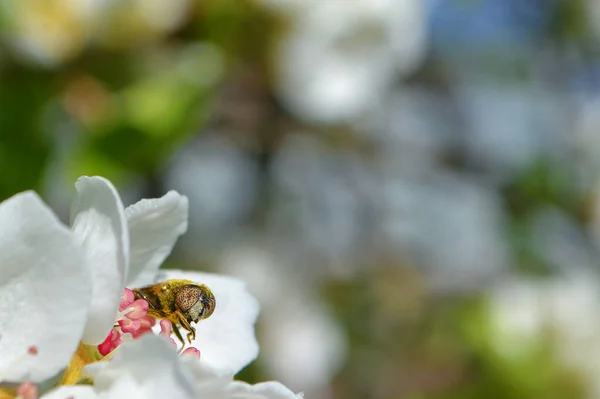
<box><xmin>176</xmin><ymin>284</ymin><xmax>216</xmax><ymax>323</ymax></box>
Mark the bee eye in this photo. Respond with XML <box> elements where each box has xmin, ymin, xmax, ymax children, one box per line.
<box><xmin>175</xmin><ymin>285</ymin><xmax>201</xmax><ymax>312</ymax></box>
<box><xmin>201</xmin><ymin>298</ymin><xmax>215</xmax><ymax>319</ymax></box>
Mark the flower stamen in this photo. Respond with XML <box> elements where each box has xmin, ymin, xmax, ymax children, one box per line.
<box><xmin>159</xmin><ymin>320</ymin><xmax>201</xmax><ymax>358</ymax></box>
<box><xmin>181</xmin><ymin>347</ymin><xmax>200</xmax><ymax>359</ymax></box>
<box><xmin>97</xmin><ymin>289</ymin><xmax>155</xmax><ymax>356</ymax></box>
<box><xmin>159</xmin><ymin>320</ymin><xmax>177</xmax><ymax>349</ymax></box>
<box><xmin>16</xmin><ymin>382</ymin><xmax>37</xmax><ymax>399</ymax></box>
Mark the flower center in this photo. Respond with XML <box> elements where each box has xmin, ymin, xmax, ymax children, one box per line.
<box><xmin>97</xmin><ymin>288</ymin><xmax>156</xmax><ymax>357</ymax></box>
<box><xmin>97</xmin><ymin>288</ymin><xmax>201</xmax><ymax>359</ymax></box>
<box><xmin>60</xmin><ymin>288</ymin><xmax>155</xmax><ymax>385</ymax></box>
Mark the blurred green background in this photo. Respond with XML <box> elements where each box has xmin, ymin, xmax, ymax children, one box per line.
<box><xmin>4</xmin><ymin>0</ymin><xmax>600</xmax><ymax>398</ymax></box>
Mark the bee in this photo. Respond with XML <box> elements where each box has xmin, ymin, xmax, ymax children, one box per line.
<box><xmin>133</xmin><ymin>279</ymin><xmax>216</xmax><ymax>346</ymax></box>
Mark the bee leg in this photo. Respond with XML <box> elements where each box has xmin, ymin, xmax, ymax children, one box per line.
<box><xmin>176</xmin><ymin>311</ymin><xmax>196</xmax><ymax>344</ymax></box>
<box><xmin>171</xmin><ymin>323</ymin><xmax>186</xmax><ymax>348</ymax></box>
<box><xmin>186</xmin><ymin>329</ymin><xmax>196</xmax><ymax>345</ymax></box>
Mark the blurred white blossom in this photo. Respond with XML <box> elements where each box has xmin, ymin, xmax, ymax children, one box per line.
<box><xmin>4</xmin><ymin>0</ymin><xmax>192</xmax><ymax>66</ymax></box>
<box><xmin>6</xmin><ymin>0</ymin><xmax>103</xmax><ymax>66</ymax></box>
<box><xmin>489</xmin><ymin>270</ymin><xmax>600</xmax><ymax>399</ymax></box>
<box><xmin>457</xmin><ymin>82</ymin><xmax>568</xmax><ymax>179</ymax></box>
<box><xmin>266</xmin><ymin>0</ymin><xmax>428</xmax><ymax>124</ymax></box>
<box><xmin>131</xmin><ymin>0</ymin><xmax>190</xmax><ymax>33</ymax></box>
<box><xmin>377</xmin><ymin>173</ymin><xmax>510</xmax><ymax>291</ymax></box>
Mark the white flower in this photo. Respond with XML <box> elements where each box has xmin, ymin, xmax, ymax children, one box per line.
<box><xmin>267</xmin><ymin>0</ymin><xmax>428</xmax><ymax>124</ymax></box>
<box><xmin>5</xmin><ymin>0</ymin><xmax>103</xmax><ymax>66</ymax></box>
<box><xmin>0</xmin><ymin>191</ymin><xmax>90</xmax><ymax>382</ymax></box>
<box><xmin>71</xmin><ymin>176</ymin><xmax>130</xmax><ymax>345</ymax></box>
<box><xmin>70</xmin><ymin>176</ymin><xmax>190</xmax><ymax>346</ymax></box>
<box><xmin>124</xmin><ymin>190</ymin><xmax>189</xmax><ymax>288</ymax></box>
<box><xmin>4</xmin><ymin>0</ymin><xmax>192</xmax><ymax>67</ymax></box>
<box><xmin>81</xmin><ymin>174</ymin><xmax>260</xmax><ymax>378</ymax></box>
<box><xmin>43</xmin><ymin>335</ymin><xmax>301</xmax><ymax>399</ymax></box>
<box><xmin>42</xmin><ymin>335</ymin><xmax>196</xmax><ymax>399</ymax></box>
<box><xmin>0</xmin><ymin>175</ymin><xmax>259</xmax><ymax>384</ymax></box>
<box><xmin>489</xmin><ymin>270</ymin><xmax>600</xmax><ymax>398</ymax></box>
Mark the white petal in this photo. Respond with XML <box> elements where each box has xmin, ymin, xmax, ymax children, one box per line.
<box><xmin>102</xmin><ymin>373</ymin><xmax>149</xmax><ymax>399</ymax></box>
<box><xmin>41</xmin><ymin>376</ymin><xmax>151</xmax><ymax>399</ymax></box>
<box><xmin>226</xmin><ymin>381</ymin><xmax>303</xmax><ymax>399</ymax></box>
<box><xmin>94</xmin><ymin>334</ymin><xmax>196</xmax><ymax>399</ymax></box>
<box><xmin>158</xmin><ymin>270</ymin><xmax>260</xmax><ymax>375</ymax></box>
<box><xmin>182</xmin><ymin>358</ymin><xmax>301</xmax><ymax>399</ymax></box>
<box><xmin>71</xmin><ymin>176</ymin><xmax>129</xmax><ymax>344</ymax></box>
<box><xmin>181</xmin><ymin>355</ymin><xmax>233</xmax><ymax>380</ymax></box>
<box><xmin>42</xmin><ymin>385</ymin><xmax>98</xmax><ymax>399</ymax></box>
<box><xmin>0</xmin><ymin>192</ymin><xmax>90</xmax><ymax>383</ymax></box>
<box><xmin>180</xmin><ymin>357</ymin><xmax>233</xmax><ymax>397</ymax></box>
<box><xmin>125</xmin><ymin>191</ymin><xmax>188</xmax><ymax>287</ymax></box>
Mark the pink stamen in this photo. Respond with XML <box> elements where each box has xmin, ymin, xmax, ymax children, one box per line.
<box><xmin>159</xmin><ymin>320</ymin><xmax>177</xmax><ymax>348</ymax></box>
<box><xmin>119</xmin><ymin>318</ymin><xmax>141</xmax><ymax>334</ymax></box>
<box><xmin>98</xmin><ymin>288</ymin><xmax>158</xmax><ymax>356</ymax></box>
<box><xmin>159</xmin><ymin>320</ymin><xmax>202</xmax><ymax>357</ymax></box>
<box><xmin>98</xmin><ymin>329</ymin><xmax>123</xmax><ymax>356</ymax></box>
<box><xmin>119</xmin><ymin>288</ymin><xmax>135</xmax><ymax>311</ymax></box>
<box><xmin>100</xmin><ymin>288</ymin><xmax>205</xmax><ymax>357</ymax></box>
<box><xmin>27</xmin><ymin>346</ymin><xmax>38</xmax><ymax>356</ymax></box>
<box><xmin>159</xmin><ymin>319</ymin><xmax>172</xmax><ymax>336</ymax></box>
<box><xmin>122</xmin><ymin>299</ymin><xmax>149</xmax><ymax>320</ymax></box>
<box><xmin>181</xmin><ymin>347</ymin><xmax>201</xmax><ymax>358</ymax></box>
<box><xmin>130</xmin><ymin>316</ymin><xmax>155</xmax><ymax>338</ymax></box>
<box><xmin>17</xmin><ymin>382</ymin><xmax>38</xmax><ymax>399</ymax></box>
